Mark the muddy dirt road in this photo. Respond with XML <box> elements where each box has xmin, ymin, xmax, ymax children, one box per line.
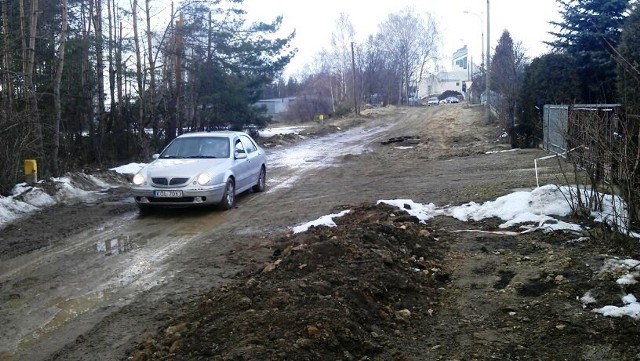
<box><xmin>3</xmin><ymin>104</ymin><xmax>634</xmax><ymax>361</ymax></box>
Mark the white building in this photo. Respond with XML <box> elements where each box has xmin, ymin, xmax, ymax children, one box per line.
<box><xmin>253</xmin><ymin>97</ymin><xmax>296</xmax><ymax>115</ymax></box>
<box><xmin>418</xmin><ymin>46</ymin><xmax>474</xmax><ymax>100</ymax></box>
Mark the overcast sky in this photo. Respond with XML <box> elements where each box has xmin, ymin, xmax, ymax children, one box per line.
<box><xmin>241</xmin><ymin>0</ymin><xmax>562</xmax><ymax>77</ymax></box>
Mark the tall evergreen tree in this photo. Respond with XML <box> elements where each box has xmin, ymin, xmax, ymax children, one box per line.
<box><xmin>490</xmin><ymin>31</ymin><xmax>515</xmax><ymax>95</ymax></box>
<box><xmin>490</xmin><ymin>30</ymin><xmax>528</xmax><ymax>143</ymax></box>
<box><xmin>515</xmin><ymin>53</ymin><xmax>580</xmax><ymax>148</ymax></box>
<box><xmin>548</xmin><ymin>0</ymin><xmax>630</xmax><ymax>103</ymax></box>
<box><xmin>615</xmin><ymin>3</ymin><xmax>640</xmax><ymax>227</ymax></box>
<box><xmin>169</xmin><ymin>0</ymin><xmax>296</xmax><ymax>134</ymax></box>
<box><xmin>617</xmin><ymin>2</ymin><xmax>640</xmax><ymax>114</ymax></box>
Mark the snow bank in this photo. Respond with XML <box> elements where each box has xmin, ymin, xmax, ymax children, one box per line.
<box><xmin>0</xmin><ymin>173</ymin><xmax>120</xmax><ymax>229</ymax></box>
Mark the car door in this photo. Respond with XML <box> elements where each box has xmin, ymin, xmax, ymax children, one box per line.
<box><xmin>239</xmin><ymin>135</ymin><xmax>261</xmax><ymax>185</ymax></box>
<box><xmin>233</xmin><ymin>138</ymin><xmax>252</xmax><ymax>191</ymax></box>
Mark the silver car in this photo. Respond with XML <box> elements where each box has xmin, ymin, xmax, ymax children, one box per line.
<box><xmin>132</xmin><ymin>131</ymin><xmax>267</xmax><ymax>211</ymax></box>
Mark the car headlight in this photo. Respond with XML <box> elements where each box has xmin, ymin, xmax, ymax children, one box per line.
<box><xmin>132</xmin><ymin>173</ymin><xmax>145</xmax><ymax>185</ymax></box>
<box><xmin>197</xmin><ymin>173</ymin><xmax>212</xmax><ymax>185</ymax></box>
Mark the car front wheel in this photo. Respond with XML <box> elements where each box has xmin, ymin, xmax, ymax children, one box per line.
<box><xmin>219</xmin><ymin>178</ymin><xmax>236</xmax><ymax>210</ymax></box>
<box><xmin>252</xmin><ymin>166</ymin><xmax>266</xmax><ymax>193</ymax></box>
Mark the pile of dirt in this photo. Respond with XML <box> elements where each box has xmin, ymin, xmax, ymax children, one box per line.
<box><xmin>129</xmin><ymin>203</ymin><xmax>450</xmax><ymax>360</ymax></box>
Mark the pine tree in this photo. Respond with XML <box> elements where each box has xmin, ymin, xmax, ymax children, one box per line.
<box><xmin>515</xmin><ymin>54</ymin><xmax>580</xmax><ymax>147</ymax></box>
<box><xmin>548</xmin><ymin>0</ymin><xmax>630</xmax><ymax>103</ymax></box>
<box><xmin>490</xmin><ymin>31</ymin><xmax>516</xmax><ymax>96</ymax></box>
<box><xmin>489</xmin><ymin>30</ymin><xmax>522</xmax><ymax>141</ymax></box>
<box><xmin>617</xmin><ymin>3</ymin><xmax>640</xmax><ymax>114</ymax></box>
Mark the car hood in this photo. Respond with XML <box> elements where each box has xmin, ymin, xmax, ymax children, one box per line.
<box><xmin>144</xmin><ymin>158</ymin><xmax>230</xmax><ymax>177</ymax></box>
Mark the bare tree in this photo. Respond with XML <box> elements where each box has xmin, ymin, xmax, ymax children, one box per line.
<box><xmin>93</xmin><ymin>0</ymin><xmax>106</xmax><ymax>162</ymax></box>
<box><xmin>145</xmin><ymin>0</ymin><xmax>158</xmax><ymax>137</ymax></box>
<box><xmin>21</xmin><ymin>0</ymin><xmax>41</xmax><ymax>132</ymax></box>
<box><xmin>329</xmin><ymin>13</ymin><xmax>356</xmax><ymax>107</ymax></box>
<box><xmin>377</xmin><ymin>7</ymin><xmax>439</xmax><ymax>104</ymax></box>
<box><xmin>52</xmin><ymin>0</ymin><xmax>68</xmax><ymax>175</ymax></box>
<box><xmin>82</xmin><ymin>0</ymin><xmax>96</xmax><ymax>158</ymax></box>
<box><xmin>131</xmin><ymin>0</ymin><xmax>146</xmax><ymax>143</ymax></box>
<box><xmin>107</xmin><ymin>0</ymin><xmax>115</xmax><ymax>133</ymax></box>
<box><xmin>1</xmin><ymin>0</ymin><xmax>12</xmax><ymax>113</ymax></box>
<box><xmin>416</xmin><ymin>14</ymin><xmax>439</xmax><ymax>90</ymax></box>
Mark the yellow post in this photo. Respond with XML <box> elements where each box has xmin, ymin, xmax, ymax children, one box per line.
<box><xmin>24</xmin><ymin>159</ymin><xmax>38</xmax><ymax>185</ymax></box>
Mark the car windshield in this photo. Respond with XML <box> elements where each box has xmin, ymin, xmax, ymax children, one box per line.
<box><xmin>159</xmin><ymin>137</ymin><xmax>230</xmax><ymax>159</ymax></box>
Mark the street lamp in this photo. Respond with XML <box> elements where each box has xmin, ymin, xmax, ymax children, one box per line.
<box><xmin>463</xmin><ymin>10</ymin><xmax>484</xmax><ymax>72</ymax></box>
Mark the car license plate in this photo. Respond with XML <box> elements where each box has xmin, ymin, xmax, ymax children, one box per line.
<box><xmin>154</xmin><ymin>190</ymin><xmax>183</xmax><ymax>198</ymax></box>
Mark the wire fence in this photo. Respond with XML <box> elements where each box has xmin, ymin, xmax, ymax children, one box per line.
<box><xmin>543</xmin><ymin>103</ymin><xmax>640</xmax><ymax>229</ymax></box>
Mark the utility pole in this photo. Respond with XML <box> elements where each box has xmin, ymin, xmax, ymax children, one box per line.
<box><xmin>485</xmin><ymin>0</ymin><xmax>491</xmax><ymax>124</ymax></box>
<box><xmin>351</xmin><ymin>42</ymin><xmax>358</xmax><ymax>115</ymax></box>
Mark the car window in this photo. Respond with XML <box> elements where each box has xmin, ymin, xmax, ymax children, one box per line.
<box><xmin>239</xmin><ymin>135</ymin><xmax>257</xmax><ymax>154</ymax></box>
<box><xmin>198</xmin><ymin>137</ymin><xmax>230</xmax><ymax>158</ymax></box>
<box><xmin>160</xmin><ymin>137</ymin><xmax>230</xmax><ymax>158</ymax></box>
<box><xmin>160</xmin><ymin>138</ymin><xmax>201</xmax><ymax>158</ymax></box>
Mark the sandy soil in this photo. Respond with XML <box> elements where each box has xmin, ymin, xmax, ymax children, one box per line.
<box><xmin>1</xmin><ymin>104</ymin><xmax>638</xmax><ymax>361</ymax></box>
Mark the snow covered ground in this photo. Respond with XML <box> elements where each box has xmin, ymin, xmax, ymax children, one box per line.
<box><xmin>259</xmin><ymin>125</ymin><xmax>309</xmax><ymax>138</ymax></box>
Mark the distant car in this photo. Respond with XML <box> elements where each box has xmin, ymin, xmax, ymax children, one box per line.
<box><xmin>131</xmin><ymin>131</ymin><xmax>267</xmax><ymax>211</ymax></box>
<box><xmin>427</xmin><ymin>96</ymin><xmax>439</xmax><ymax>106</ymax></box>
<box><xmin>445</xmin><ymin>96</ymin><xmax>460</xmax><ymax>104</ymax></box>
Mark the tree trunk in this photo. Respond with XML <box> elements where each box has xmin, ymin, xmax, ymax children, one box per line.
<box><xmin>52</xmin><ymin>0</ymin><xmax>68</xmax><ymax>175</ymax></box>
<box><xmin>1</xmin><ymin>0</ymin><xmax>13</xmax><ymax>113</ymax></box>
<box><xmin>84</xmin><ymin>0</ymin><xmax>96</xmax><ymax>159</ymax></box>
<box><xmin>132</xmin><ymin>0</ymin><xmax>146</xmax><ymax>151</ymax></box>
<box><xmin>207</xmin><ymin>11</ymin><xmax>213</xmax><ymax>62</ymax></box>
<box><xmin>27</xmin><ymin>0</ymin><xmax>38</xmax><ymax>102</ymax></box>
<box><xmin>20</xmin><ymin>0</ymin><xmax>39</xmax><ymax>110</ymax></box>
<box><xmin>20</xmin><ymin>0</ymin><xmax>27</xmax><ymax>92</ymax></box>
<box><xmin>107</xmin><ymin>0</ymin><xmax>116</xmax><ymax>134</ymax></box>
<box><xmin>24</xmin><ymin>0</ymin><xmax>43</xmax><ymax>159</ymax></box>
<box><xmin>175</xmin><ymin>13</ymin><xmax>184</xmax><ymax>139</ymax></box>
<box><xmin>145</xmin><ymin>0</ymin><xmax>157</xmax><ymax>139</ymax></box>
<box><xmin>117</xmin><ymin>21</ymin><xmax>125</xmax><ymax>154</ymax></box>
<box><xmin>164</xmin><ymin>5</ymin><xmax>176</xmax><ymax>144</ymax></box>
<box><xmin>93</xmin><ymin>0</ymin><xmax>105</xmax><ymax>163</ymax></box>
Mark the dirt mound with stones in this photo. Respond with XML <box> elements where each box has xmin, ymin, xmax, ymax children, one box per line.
<box><xmin>129</xmin><ymin>204</ymin><xmax>450</xmax><ymax>360</ymax></box>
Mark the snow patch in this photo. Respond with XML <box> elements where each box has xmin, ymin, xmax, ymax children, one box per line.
<box><xmin>292</xmin><ymin>210</ymin><xmax>351</xmax><ymax>234</ymax></box>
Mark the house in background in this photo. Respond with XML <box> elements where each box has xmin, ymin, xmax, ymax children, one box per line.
<box><xmin>253</xmin><ymin>97</ymin><xmax>296</xmax><ymax>117</ymax></box>
<box><xmin>418</xmin><ymin>45</ymin><xmax>475</xmax><ymax>100</ymax></box>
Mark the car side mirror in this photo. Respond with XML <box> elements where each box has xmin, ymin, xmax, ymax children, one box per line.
<box><xmin>235</xmin><ymin>151</ymin><xmax>247</xmax><ymax>160</ymax></box>
<box><xmin>152</xmin><ymin>154</ymin><xmax>160</xmax><ymax>160</ymax></box>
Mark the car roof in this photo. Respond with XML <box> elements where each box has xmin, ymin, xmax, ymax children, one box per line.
<box><xmin>176</xmin><ymin>131</ymin><xmax>249</xmax><ymax>139</ymax></box>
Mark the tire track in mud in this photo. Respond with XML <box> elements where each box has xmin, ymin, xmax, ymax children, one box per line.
<box><xmin>0</xmin><ymin>206</ymin><xmax>230</xmax><ymax>361</ymax></box>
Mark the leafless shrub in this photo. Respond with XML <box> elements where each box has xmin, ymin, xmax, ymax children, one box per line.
<box><xmin>559</xmin><ymin>105</ymin><xmax>639</xmax><ymax>239</ymax></box>
<box><xmin>282</xmin><ymin>96</ymin><xmax>333</xmax><ymax>122</ymax></box>
<box><xmin>0</xmin><ymin>113</ymin><xmax>40</xmax><ymax>195</ymax></box>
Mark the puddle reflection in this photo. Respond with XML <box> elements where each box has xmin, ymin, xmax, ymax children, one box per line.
<box><xmin>96</xmin><ymin>235</ymin><xmax>137</xmax><ymax>256</ymax></box>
